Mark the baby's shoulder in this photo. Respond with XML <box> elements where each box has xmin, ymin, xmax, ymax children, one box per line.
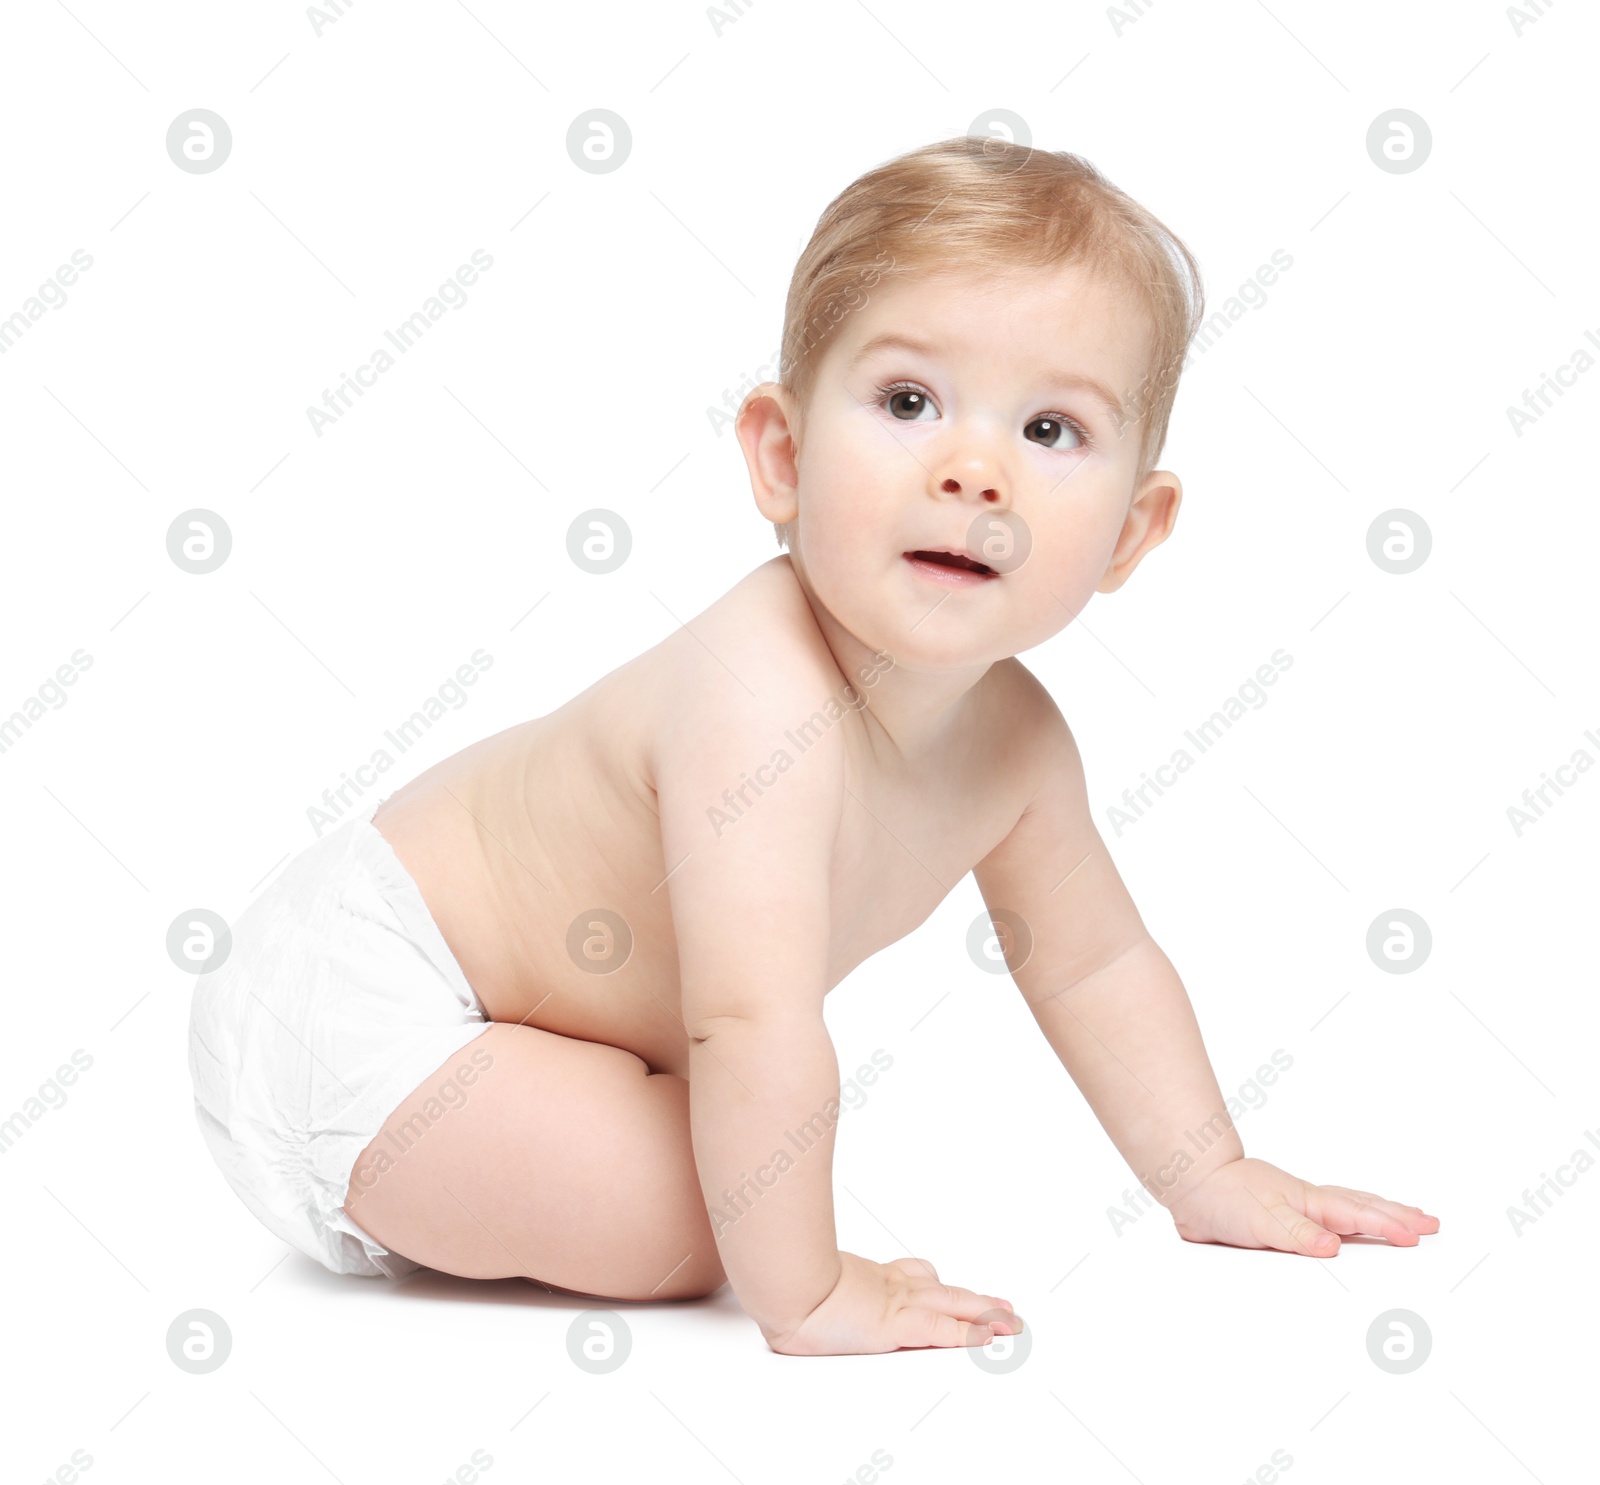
<box><xmin>645</xmin><ymin>559</ymin><xmax>853</xmax><ymax>843</ymax></box>
<box><xmin>650</xmin><ymin>556</ymin><xmax>840</xmax><ymax>705</ymax></box>
<box><xmin>978</xmin><ymin>656</ymin><xmax>1073</xmax><ymax>750</ymax></box>
<box><xmin>966</xmin><ymin>658</ymin><xmax>1084</xmax><ymax>815</ymax></box>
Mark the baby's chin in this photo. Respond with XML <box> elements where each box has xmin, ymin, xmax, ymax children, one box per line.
<box><xmin>872</xmin><ymin>610</ymin><xmax>1020</xmax><ymax>674</ymax></box>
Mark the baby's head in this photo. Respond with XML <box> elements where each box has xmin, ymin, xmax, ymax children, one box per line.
<box><xmin>736</xmin><ymin>136</ymin><xmax>1206</xmax><ymax>666</ymax></box>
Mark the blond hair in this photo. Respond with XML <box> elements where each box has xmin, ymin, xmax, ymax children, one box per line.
<box><xmin>752</xmin><ymin>136</ymin><xmax>1206</xmax><ymax>548</ymax></box>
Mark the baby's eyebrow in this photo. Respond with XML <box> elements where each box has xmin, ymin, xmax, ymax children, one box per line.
<box><xmin>847</xmin><ymin>330</ymin><xmax>1127</xmax><ymax>425</ymax></box>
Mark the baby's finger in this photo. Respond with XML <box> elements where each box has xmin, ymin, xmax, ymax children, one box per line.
<box><xmin>1340</xmin><ymin>1188</ymin><xmax>1440</xmax><ymax>1232</ymax></box>
<box><xmin>1308</xmin><ymin>1187</ymin><xmax>1436</xmax><ymax>1245</ymax></box>
<box><xmin>911</xmin><ymin>1282</ymin><xmax>1023</xmax><ymax>1333</ymax></box>
<box><xmin>891</xmin><ymin>1305</ymin><xmax>994</xmax><ymax>1350</ymax></box>
<box><xmin>1255</xmin><ymin>1200</ymin><xmax>1340</xmax><ymax>1257</ymax></box>
<box><xmin>889</xmin><ymin>1255</ymin><xmax>940</xmax><ymax>1282</ymax></box>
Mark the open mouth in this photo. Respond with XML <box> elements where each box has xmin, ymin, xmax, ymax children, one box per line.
<box><xmin>904</xmin><ymin>548</ymin><xmax>998</xmax><ymax>579</ymax></box>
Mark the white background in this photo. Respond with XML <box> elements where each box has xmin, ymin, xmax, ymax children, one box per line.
<box><xmin>3</xmin><ymin>1</ymin><xmax>1595</xmax><ymax>1481</ymax></box>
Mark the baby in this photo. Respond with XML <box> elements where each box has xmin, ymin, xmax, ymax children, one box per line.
<box><xmin>188</xmin><ymin>136</ymin><xmax>1438</xmax><ymax>1357</ymax></box>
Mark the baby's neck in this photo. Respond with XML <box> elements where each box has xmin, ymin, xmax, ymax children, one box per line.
<box><xmin>781</xmin><ymin>556</ymin><xmax>996</xmax><ymax>765</ymax></box>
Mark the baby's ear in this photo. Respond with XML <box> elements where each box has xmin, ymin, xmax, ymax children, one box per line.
<box><xmin>1096</xmin><ymin>469</ymin><xmax>1182</xmax><ymax>594</ymax></box>
<box><xmin>738</xmin><ymin>384</ymin><xmax>802</xmax><ymax>528</ymax></box>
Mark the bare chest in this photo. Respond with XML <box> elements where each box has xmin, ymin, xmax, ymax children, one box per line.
<box><xmin>820</xmin><ymin>762</ymin><xmax>1011</xmax><ymax>986</ymax></box>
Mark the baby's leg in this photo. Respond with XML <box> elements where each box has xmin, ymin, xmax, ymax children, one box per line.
<box><xmin>343</xmin><ymin>1023</ymin><xmax>725</xmax><ymax>1301</ymax></box>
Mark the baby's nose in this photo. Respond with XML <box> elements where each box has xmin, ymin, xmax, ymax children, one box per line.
<box><xmin>941</xmin><ymin>477</ymin><xmax>1001</xmax><ymax>502</ymax></box>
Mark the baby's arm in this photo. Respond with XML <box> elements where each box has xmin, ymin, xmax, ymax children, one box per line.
<box><xmin>653</xmin><ymin>654</ymin><xmax>1017</xmax><ymax>1353</ymax></box>
<box><xmin>974</xmin><ymin>673</ymin><xmax>1439</xmax><ymax>1256</ymax></box>
<box><xmin>656</xmin><ymin>677</ymin><xmax>840</xmax><ymax>1332</ymax></box>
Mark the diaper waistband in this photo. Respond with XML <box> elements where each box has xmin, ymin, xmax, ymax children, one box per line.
<box><xmin>345</xmin><ymin>793</ymin><xmax>489</xmax><ymax>1023</ymax></box>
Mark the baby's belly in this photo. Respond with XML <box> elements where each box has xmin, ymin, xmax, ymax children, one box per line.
<box><xmin>474</xmin><ymin>940</ymin><xmax>695</xmax><ymax>1080</ymax></box>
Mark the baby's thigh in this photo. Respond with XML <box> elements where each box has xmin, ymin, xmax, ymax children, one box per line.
<box><xmin>342</xmin><ymin>1023</ymin><xmax>724</xmax><ymax>1301</ymax></box>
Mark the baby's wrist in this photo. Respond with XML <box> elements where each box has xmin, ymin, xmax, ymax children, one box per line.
<box><xmin>1143</xmin><ymin>1143</ymin><xmax>1245</xmax><ymax>1217</ymax></box>
<box><xmin>750</xmin><ymin>1251</ymin><xmax>846</xmax><ymax>1345</ymax></box>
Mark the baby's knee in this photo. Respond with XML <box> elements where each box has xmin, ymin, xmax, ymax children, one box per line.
<box><xmin>640</xmin><ymin>1248</ymin><xmax>726</xmax><ymax>1302</ymax></box>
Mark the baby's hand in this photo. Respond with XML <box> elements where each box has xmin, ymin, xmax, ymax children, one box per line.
<box><xmin>765</xmin><ymin>1252</ymin><xmax>1021</xmax><ymax>1356</ymax></box>
<box><xmin>1166</xmin><ymin>1157</ymin><xmax>1440</xmax><ymax>1257</ymax></box>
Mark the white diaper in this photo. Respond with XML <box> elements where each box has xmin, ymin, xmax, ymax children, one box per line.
<box><xmin>187</xmin><ymin>793</ymin><xmax>493</xmax><ymax>1278</ymax></box>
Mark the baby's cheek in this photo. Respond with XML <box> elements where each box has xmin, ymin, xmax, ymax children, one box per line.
<box><xmin>1031</xmin><ymin>546</ymin><xmax>1103</xmax><ymax>603</ymax></box>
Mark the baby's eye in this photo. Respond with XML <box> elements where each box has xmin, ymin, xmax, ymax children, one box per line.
<box><xmin>878</xmin><ymin>381</ymin><xmax>936</xmax><ymax>422</ymax></box>
<box><xmin>1025</xmin><ymin>414</ymin><xmax>1088</xmax><ymax>451</ymax></box>
<box><xmin>875</xmin><ymin>380</ymin><xmax>1092</xmax><ymax>452</ymax></box>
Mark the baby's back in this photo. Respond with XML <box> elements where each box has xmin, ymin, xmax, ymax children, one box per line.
<box><xmin>371</xmin><ymin>555</ymin><xmax>1041</xmax><ymax>1077</ymax></box>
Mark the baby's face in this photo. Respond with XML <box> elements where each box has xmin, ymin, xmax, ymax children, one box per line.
<box><xmin>773</xmin><ymin>260</ymin><xmax>1177</xmax><ymax>668</ymax></box>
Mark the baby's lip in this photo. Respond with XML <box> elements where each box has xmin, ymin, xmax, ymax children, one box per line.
<box><xmin>904</xmin><ymin>547</ymin><xmax>997</xmax><ymax>576</ymax></box>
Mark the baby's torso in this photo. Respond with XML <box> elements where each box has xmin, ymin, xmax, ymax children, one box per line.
<box><xmin>370</xmin><ymin>557</ymin><xmax>1041</xmax><ymax>1078</ymax></box>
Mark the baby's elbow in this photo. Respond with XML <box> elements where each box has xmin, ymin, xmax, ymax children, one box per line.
<box><xmin>686</xmin><ymin>1012</ymin><xmax>753</xmax><ymax>1045</ymax></box>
